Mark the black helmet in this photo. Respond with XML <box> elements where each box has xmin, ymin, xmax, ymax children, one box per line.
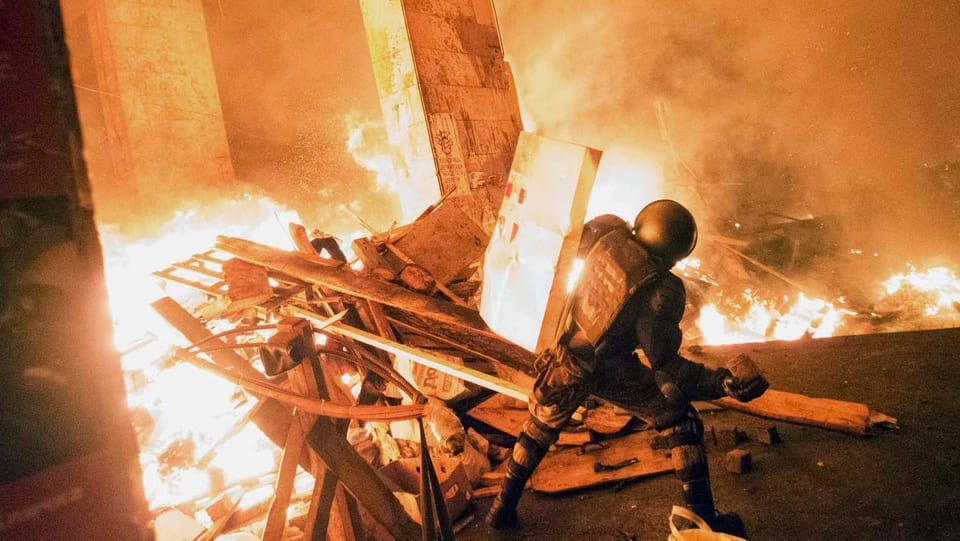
<box><xmin>633</xmin><ymin>199</ymin><xmax>698</xmax><ymax>265</ymax></box>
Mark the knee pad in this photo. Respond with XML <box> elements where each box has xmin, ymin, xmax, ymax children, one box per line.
<box><xmin>659</xmin><ymin>409</ymin><xmax>708</xmax><ymax>478</ymax></box>
<box><xmin>522</xmin><ymin>417</ymin><xmax>560</xmax><ymax>448</ymax></box>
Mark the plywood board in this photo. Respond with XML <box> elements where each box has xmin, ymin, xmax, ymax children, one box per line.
<box><xmin>467</xmin><ymin>393</ymin><xmax>529</xmax><ymax>437</ymax></box>
<box><xmin>479</xmin><ymin>132</ymin><xmax>601</xmax><ymax>353</ymax></box>
<box><xmin>529</xmin><ymin>430</ymin><xmax>673</xmax><ymax>494</ymax></box>
<box><xmin>394</xmin><ymin>201</ymin><xmax>488</xmax><ymax>284</ymax></box>
<box><xmin>710</xmin><ymin>389</ymin><xmax>896</xmax><ymax>436</ymax></box>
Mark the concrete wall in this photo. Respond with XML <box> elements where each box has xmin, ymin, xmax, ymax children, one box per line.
<box><xmin>62</xmin><ymin>0</ymin><xmax>234</xmax><ymax>228</ymax></box>
<box><xmin>361</xmin><ymin>0</ymin><xmax>523</xmax><ymax>234</ymax></box>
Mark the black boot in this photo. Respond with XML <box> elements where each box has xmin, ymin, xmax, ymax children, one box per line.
<box><xmin>486</xmin><ymin>458</ymin><xmax>526</xmax><ymax>530</ymax></box>
<box><xmin>705</xmin><ymin>512</ymin><xmax>747</xmax><ymax>537</ymax></box>
<box><xmin>485</xmin><ymin>432</ymin><xmax>551</xmax><ymax>530</ymax></box>
<box><xmin>681</xmin><ymin>476</ymin><xmax>748</xmax><ymax>537</ymax></box>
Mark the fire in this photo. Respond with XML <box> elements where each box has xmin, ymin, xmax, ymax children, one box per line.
<box><xmin>882</xmin><ymin>265</ymin><xmax>960</xmax><ymax>317</ymax></box>
<box><xmin>102</xmin><ymin>196</ymin><xmax>303</xmax><ymax>350</ymax></box>
<box><xmin>101</xmin><ymin>196</ymin><xmax>319</xmax><ymax>514</ymax></box>
<box><xmin>101</xmin><ymin>187</ymin><xmax>960</xmax><ymax>529</ymax></box>
<box><xmin>696</xmin><ymin>291</ymin><xmax>855</xmax><ymax>346</ymax></box>
<box><xmin>686</xmin><ymin>263</ymin><xmax>960</xmax><ymax>346</ymax></box>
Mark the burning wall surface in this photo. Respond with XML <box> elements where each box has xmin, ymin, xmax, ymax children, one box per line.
<box><xmin>61</xmin><ymin>0</ymin><xmax>235</xmax><ymax>234</ymax></box>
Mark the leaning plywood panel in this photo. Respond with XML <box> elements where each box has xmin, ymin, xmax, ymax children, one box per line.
<box><xmin>480</xmin><ymin>132</ymin><xmax>601</xmax><ymax>353</ymax></box>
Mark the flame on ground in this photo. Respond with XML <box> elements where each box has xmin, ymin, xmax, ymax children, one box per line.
<box><xmin>102</xmin><ymin>196</ymin><xmax>329</xmax><ymax>517</ymax></box>
<box><xmin>882</xmin><ymin>265</ymin><xmax>960</xmax><ymax>317</ymax></box>
<box><xmin>687</xmin><ymin>264</ymin><xmax>960</xmax><ymax>346</ymax></box>
<box><xmin>696</xmin><ymin>291</ymin><xmax>856</xmax><ymax>346</ymax></box>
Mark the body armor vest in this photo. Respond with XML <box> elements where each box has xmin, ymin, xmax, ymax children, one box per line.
<box><xmin>568</xmin><ymin>226</ymin><xmax>663</xmax><ymax>346</ymax></box>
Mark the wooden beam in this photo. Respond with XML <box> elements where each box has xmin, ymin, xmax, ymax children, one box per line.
<box><xmin>386</xmin><ymin>308</ymin><xmax>537</xmax><ymax>375</ymax></box>
<box><xmin>263</xmin><ymin>410</ymin><xmax>307</xmax><ymax>540</ymax></box>
<box><xmin>305</xmin><ymin>417</ymin><xmax>422</xmax><ymax>541</ymax></box>
<box><xmin>315</xmin><ymin>315</ymin><xmax>532</xmax><ymax>403</ymax></box>
<box><xmin>215</xmin><ymin>235</ymin><xmax>487</xmax><ymax>330</ymax></box>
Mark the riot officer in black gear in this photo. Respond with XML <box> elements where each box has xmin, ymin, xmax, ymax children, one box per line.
<box><xmin>486</xmin><ymin>199</ymin><xmax>769</xmax><ymax>536</ymax></box>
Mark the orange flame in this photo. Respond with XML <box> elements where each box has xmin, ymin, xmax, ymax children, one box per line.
<box><xmin>882</xmin><ymin>265</ymin><xmax>960</xmax><ymax>317</ymax></box>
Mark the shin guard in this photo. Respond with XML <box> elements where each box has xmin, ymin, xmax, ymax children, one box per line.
<box><xmin>486</xmin><ymin>420</ymin><xmax>558</xmax><ymax>530</ymax></box>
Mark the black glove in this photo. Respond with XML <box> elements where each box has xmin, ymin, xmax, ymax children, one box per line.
<box><xmin>721</xmin><ymin>373</ymin><xmax>769</xmax><ymax>402</ymax></box>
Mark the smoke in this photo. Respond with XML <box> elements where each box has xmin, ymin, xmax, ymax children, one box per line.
<box><xmin>203</xmin><ymin>0</ymin><xmax>401</xmax><ymax>238</ymax></box>
<box><xmin>493</xmin><ymin>0</ymin><xmax>960</xmax><ymax>264</ymax></box>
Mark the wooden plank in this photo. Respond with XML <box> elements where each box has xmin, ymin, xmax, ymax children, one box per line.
<box><xmin>466</xmin><ymin>393</ymin><xmax>528</xmax><ymax>437</ymax></box>
<box><xmin>392</xmin><ymin>201</ymin><xmax>489</xmax><ymax>284</ymax></box>
<box><xmin>304</xmin><ymin>416</ymin><xmax>422</xmax><ymax>541</ymax></box>
<box><xmin>709</xmin><ymin>389</ymin><xmax>895</xmax><ymax>436</ymax></box>
<box><xmin>215</xmin><ymin>235</ymin><xmax>486</xmax><ymax>330</ymax></box>
<box><xmin>328</xmin><ymin>483</ymin><xmax>362</xmax><ymax>541</ymax></box>
<box><xmin>263</xmin><ymin>410</ymin><xmax>306</xmax><ymax>540</ymax></box>
<box><xmin>386</xmin><ymin>308</ymin><xmax>536</xmax><ymax>374</ymax></box>
<box><xmin>312</xmin><ymin>316</ymin><xmax>532</xmax><ymax>402</ymax></box>
<box><xmin>529</xmin><ymin>430</ymin><xmax>673</xmax><ymax>494</ymax></box>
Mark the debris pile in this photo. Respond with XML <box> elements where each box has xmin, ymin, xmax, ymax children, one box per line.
<box><xmin>131</xmin><ymin>196</ymin><xmax>900</xmax><ymax>540</ymax></box>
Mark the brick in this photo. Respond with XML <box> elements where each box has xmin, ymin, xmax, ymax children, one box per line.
<box><xmin>725</xmin><ymin>449</ymin><xmax>752</xmax><ymax>474</ymax></box>
<box><xmin>758</xmin><ymin>425</ymin><xmax>782</xmax><ymax>445</ymax></box>
<box><xmin>712</xmin><ymin>426</ymin><xmax>748</xmax><ymax>449</ymax></box>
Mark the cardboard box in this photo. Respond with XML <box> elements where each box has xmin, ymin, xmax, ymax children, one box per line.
<box><xmin>378</xmin><ymin>456</ymin><xmax>472</xmax><ymax>524</ymax></box>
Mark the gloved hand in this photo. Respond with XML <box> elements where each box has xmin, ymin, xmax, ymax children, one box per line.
<box><xmin>721</xmin><ymin>373</ymin><xmax>769</xmax><ymax>402</ymax></box>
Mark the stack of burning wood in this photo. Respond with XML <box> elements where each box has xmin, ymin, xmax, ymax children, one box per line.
<box><xmin>141</xmin><ymin>198</ymin><xmax>898</xmax><ymax>540</ymax></box>
<box><xmin>144</xmin><ymin>199</ymin><xmax>536</xmax><ymax>539</ymax></box>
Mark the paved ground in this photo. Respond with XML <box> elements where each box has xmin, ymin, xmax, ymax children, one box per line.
<box><xmin>453</xmin><ymin>326</ymin><xmax>960</xmax><ymax>541</ymax></box>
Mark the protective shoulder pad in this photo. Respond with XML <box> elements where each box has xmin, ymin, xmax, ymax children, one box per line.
<box><xmin>578</xmin><ymin>214</ymin><xmax>631</xmax><ymax>258</ymax></box>
<box><xmin>570</xmin><ymin>227</ymin><xmax>664</xmax><ymax>345</ymax></box>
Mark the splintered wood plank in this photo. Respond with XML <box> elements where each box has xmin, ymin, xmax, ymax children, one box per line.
<box><xmin>215</xmin><ymin>235</ymin><xmax>486</xmax><ymax>330</ymax></box>
<box><xmin>311</xmin><ymin>316</ymin><xmax>532</xmax><ymax>402</ymax></box>
<box><xmin>709</xmin><ymin>389</ymin><xmax>897</xmax><ymax>436</ymax></box>
<box><xmin>386</xmin><ymin>308</ymin><xmax>537</xmax><ymax>374</ymax></box>
<box><xmin>263</xmin><ymin>410</ymin><xmax>306</xmax><ymax>541</ymax></box>
<box><xmin>466</xmin><ymin>393</ymin><xmax>529</xmax><ymax>437</ymax></box>
<box><xmin>529</xmin><ymin>430</ymin><xmax>673</xmax><ymax>494</ymax></box>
